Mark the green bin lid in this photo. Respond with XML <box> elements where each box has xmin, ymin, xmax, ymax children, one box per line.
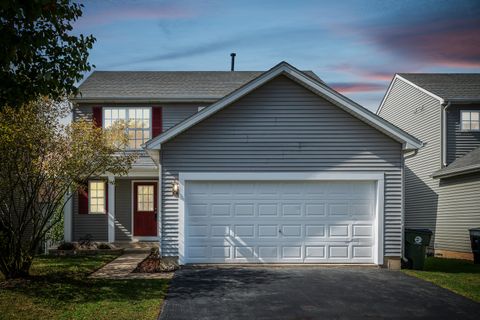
<box><xmin>405</xmin><ymin>228</ymin><xmax>432</xmax><ymax>235</ymax></box>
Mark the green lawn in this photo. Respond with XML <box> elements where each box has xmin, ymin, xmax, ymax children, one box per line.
<box><xmin>403</xmin><ymin>257</ymin><xmax>480</xmax><ymax>302</ymax></box>
<box><xmin>0</xmin><ymin>255</ymin><xmax>169</xmax><ymax>320</ymax></box>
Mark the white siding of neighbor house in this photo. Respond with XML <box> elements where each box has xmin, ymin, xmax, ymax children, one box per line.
<box><xmin>161</xmin><ymin>75</ymin><xmax>404</xmax><ymax>258</ymax></box>
<box><xmin>379</xmin><ymin>78</ymin><xmax>480</xmax><ymax>253</ymax></box>
<box><xmin>379</xmin><ymin>78</ymin><xmax>442</xmax><ymax>242</ymax></box>
<box><xmin>436</xmin><ymin>173</ymin><xmax>480</xmax><ymax>252</ymax></box>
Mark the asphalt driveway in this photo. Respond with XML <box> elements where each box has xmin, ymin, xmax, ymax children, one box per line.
<box><xmin>159</xmin><ymin>266</ymin><xmax>480</xmax><ymax>320</ymax></box>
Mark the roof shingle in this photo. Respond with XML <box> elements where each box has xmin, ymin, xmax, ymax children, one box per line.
<box><xmin>398</xmin><ymin>73</ymin><xmax>480</xmax><ymax>101</ymax></box>
<box><xmin>76</xmin><ymin>70</ymin><xmax>322</xmax><ymax>101</ymax></box>
<box><xmin>433</xmin><ymin>146</ymin><xmax>480</xmax><ymax>178</ymax></box>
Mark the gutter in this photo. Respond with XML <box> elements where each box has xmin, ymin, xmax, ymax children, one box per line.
<box><xmin>432</xmin><ymin>164</ymin><xmax>480</xmax><ymax>179</ymax></box>
<box><xmin>441</xmin><ymin>101</ymin><xmax>452</xmax><ymax>167</ymax></box>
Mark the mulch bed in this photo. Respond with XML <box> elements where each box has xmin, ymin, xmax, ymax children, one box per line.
<box><xmin>133</xmin><ymin>253</ymin><xmax>178</xmax><ymax>273</ymax></box>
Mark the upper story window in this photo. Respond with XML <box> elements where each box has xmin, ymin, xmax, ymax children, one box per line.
<box><xmin>103</xmin><ymin>107</ymin><xmax>151</xmax><ymax>149</ymax></box>
<box><xmin>461</xmin><ymin>111</ymin><xmax>480</xmax><ymax>131</ymax></box>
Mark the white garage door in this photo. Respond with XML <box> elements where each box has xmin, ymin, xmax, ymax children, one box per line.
<box><xmin>183</xmin><ymin>180</ymin><xmax>377</xmax><ymax>264</ymax></box>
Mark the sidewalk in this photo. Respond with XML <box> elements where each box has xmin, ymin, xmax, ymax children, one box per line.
<box><xmin>90</xmin><ymin>251</ymin><xmax>173</xmax><ymax>279</ymax></box>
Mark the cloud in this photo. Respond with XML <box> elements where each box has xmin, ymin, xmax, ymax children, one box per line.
<box><xmin>75</xmin><ymin>2</ymin><xmax>195</xmax><ymax>29</ymax></box>
<box><xmin>371</xmin><ymin>17</ymin><xmax>480</xmax><ymax>67</ymax></box>
<box><xmin>329</xmin><ymin>64</ymin><xmax>396</xmax><ymax>81</ymax></box>
<box><xmin>329</xmin><ymin>82</ymin><xmax>386</xmax><ymax>93</ymax></box>
<box><xmin>106</xmin><ymin>26</ymin><xmax>322</xmax><ymax>68</ymax></box>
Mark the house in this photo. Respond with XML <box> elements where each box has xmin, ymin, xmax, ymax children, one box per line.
<box><xmin>64</xmin><ymin>62</ymin><xmax>421</xmax><ymax>268</ymax></box>
<box><xmin>378</xmin><ymin>73</ymin><xmax>480</xmax><ymax>260</ymax></box>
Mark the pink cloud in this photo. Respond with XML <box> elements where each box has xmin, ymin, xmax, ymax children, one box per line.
<box><xmin>329</xmin><ymin>64</ymin><xmax>395</xmax><ymax>81</ymax></box>
<box><xmin>366</xmin><ymin>18</ymin><xmax>480</xmax><ymax>68</ymax></box>
<box><xmin>330</xmin><ymin>82</ymin><xmax>386</xmax><ymax>93</ymax></box>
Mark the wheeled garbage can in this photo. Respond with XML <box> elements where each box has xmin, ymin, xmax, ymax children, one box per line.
<box><xmin>405</xmin><ymin>228</ymin><xmax>432</xmax><ymax>270</ymax></box>
<box><xmin>469</xmin><ymin>228</ymin><xmax>480</xmax><ymax>264</ymax></box>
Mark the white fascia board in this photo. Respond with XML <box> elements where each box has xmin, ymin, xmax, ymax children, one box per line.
<box><xmin>145</xmin><ymin>62</ymin><xmax>422</xmax><ymax>151</ymax></box>
<box><xmin>376</xmin><ymin>76</ymin><xmax>397</xmax><ymax>115</ymax></box>
<box><xmin>377</xmin><ymin>75</ymin><xmax>444</xmax><ymax>116</ymax></box>
<box><xmin>179</xmin><ymin>171</ymin><xmax>385</xmax><ymax>182</ymax></box>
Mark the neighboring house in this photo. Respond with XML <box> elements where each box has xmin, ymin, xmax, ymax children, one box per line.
<box><xmin>64</xmin><ymin>62</ymin><xmax>421</xmax><ymax>268</ymax></box>
<box><xmin>378</xmin><ymin>73</ymin><xmax>480</xmax><ymax>260</ymax></box>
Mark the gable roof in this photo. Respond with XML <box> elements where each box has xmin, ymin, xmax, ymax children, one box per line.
<box><xmin>432</xmin><ymin>146</ymin><xmax>480</xmax><ymax>179</ymax></box>
<box><xmin>74</xmin><ymin>70</ymin><xmax>323</xmax><ymax>103</ymax></box>
<box><xmin>144</xmin><ymin>61</ymin><xmax>422</xmax><ymax>151</ymax></box>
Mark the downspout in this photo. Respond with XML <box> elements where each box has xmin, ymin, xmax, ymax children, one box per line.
<box><xmin>441</xmin><ymin>101</ymin><xmax>451</xmax><ymax>167</ymax></box>
<box><xmin>401</xmin><ymin>148</ymin><xmax>419</xmax><ymax>264</ymax></box>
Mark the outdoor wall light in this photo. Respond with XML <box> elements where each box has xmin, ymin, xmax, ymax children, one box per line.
<box><xmin>172</xmin><ymin>180</ymin><xmax>179</xmax><ymax>198</ymax></box>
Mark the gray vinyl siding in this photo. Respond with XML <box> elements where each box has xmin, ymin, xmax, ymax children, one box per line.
<box><xmin>72</xmin><ymin>193</ymin><xmax>108</xmax><ymax>241</ymax></box>
<box><xmin>163</xmin><ymin>105</ymin><xmax>203</xmax><ymax>130</ymax></box>
<box><xmin>161</xmin><ymin>75</ymin><xmax>404</xmax><ymax>258</ymax></box>
<box><xmin>446</xmin><ymin>105</ymin><xmax>480</xmax><ymax>164</ymax></box>
<box><xmin>114</xmin><ymin>179</ymin><xmax>133</xmax><ymax>241</ymax></box>
<box><xmin>436</xmin><ymin>172</ymin><xmax>480</xmax><ymax>252</ymax></box>
<box><xmin>379</xmin><ymin>78</ymin><xmax>442</xmax><ymax>245</ymax></box>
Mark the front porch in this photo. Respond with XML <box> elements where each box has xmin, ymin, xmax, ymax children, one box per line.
<box><xmin>64</xmin><ymin>170</ymin><xmax>162</xmax><ymax>246</ymax></box>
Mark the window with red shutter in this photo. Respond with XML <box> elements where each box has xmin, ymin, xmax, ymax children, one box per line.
<box><xmin>92</xmin><ymin>106</ymin><xmax>102</xmax><ymax>127</ymax></box>
<box><xmin>152</xmin><ymin>106</ymin><xmax>163</xmax><ymax>137</ymax></box>
<box><xmin>78</xmin><ymin>183</ymin><xmax>88</xmax><ymax>214</ymax></box>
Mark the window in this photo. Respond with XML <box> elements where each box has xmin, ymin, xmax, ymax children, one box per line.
<box><xmin>89</xmin><ymin>181</ymin><xmax>106</xmax><ymax>214</ymax></box>
<box><xmin>104</xmin><ymin>107</ymin><xmax>151</xmax><ymax>149</ymax></box>
<box><xmin>137</xmin><ymin>185</ymin><xmax>154</xmax><ymax>211</ymax></box>
<box><xmin>461</xmin><ymin>111</ymin><xmax>480</xmax><ymax>131</ymax></box>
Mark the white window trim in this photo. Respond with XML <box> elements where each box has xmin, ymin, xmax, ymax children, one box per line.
<box><xmin>177</xmin><ymin>171</ymin><xmax>385</xmax><ymax>266</ymax></box>
<box><xmin>88</xmin><ymin>180</ymin><xmax>106</xmax><ymax>214</ymax></box>
<box><xmin>102</xmin><ymin>107</ymin><xmax>153</xmax><ymax>150</ymax></box>
<box><xmin>460</xmin><ymin>110</ymin><xmax>480</xmax><ymax>132</ymax></box>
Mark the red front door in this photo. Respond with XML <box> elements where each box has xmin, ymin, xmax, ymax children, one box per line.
<box><xmin>133</xmin><ymin>182</ymin><xmax>158</xmax><ymax>236</ymax></box>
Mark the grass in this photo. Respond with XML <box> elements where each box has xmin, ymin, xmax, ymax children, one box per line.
<box><xmin>0</xmin><ymin>255</ymin><xmax>169</xmax><ymax>320</ymax></box>
<box><xmin>403</xmin><ymin>257</ymin><xmax>480</xmax><ymax>302</ymax></box>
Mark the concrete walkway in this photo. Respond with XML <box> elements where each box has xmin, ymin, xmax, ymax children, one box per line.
<box><xmin>90</xmin><ymin>251</ymin><xmax>173</xmax><ymax>280</ymax></box>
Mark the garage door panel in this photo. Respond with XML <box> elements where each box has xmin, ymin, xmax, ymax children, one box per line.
<box><xmin>184</xmin><ymin>181</ymin><xmax>376</xmax><ymax>264</ymax></box>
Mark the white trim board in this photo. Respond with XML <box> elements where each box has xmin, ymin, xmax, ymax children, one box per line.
<box><xmin>144</xmin><ymin>62</ymin><xmax>422</xmax><ymax>151</ymax></box>
<box><xmin>177</xmin><ymin>171</ymin><xmax>385</xmax><ymax>266</ymax></box>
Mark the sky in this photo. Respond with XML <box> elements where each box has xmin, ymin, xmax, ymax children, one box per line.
<box><xmin>74</xmin><ymin>0</ymin><xmax>480</xmax><ymax>111</ymax></box>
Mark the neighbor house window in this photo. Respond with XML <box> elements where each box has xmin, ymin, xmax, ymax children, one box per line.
<box><xmin>103</xmin><ymin>107</ymin><xmax>151</xmax><ymax>149</ymax></box>
<box><xmin>461</xmin><ymin>111</ymin><xmax>480</xmax><ymax>131</ymax></box>
<box><xmin>89</xmin><ymin>181</ymin><xmax>106</xmax><ymax>214</ymax></box>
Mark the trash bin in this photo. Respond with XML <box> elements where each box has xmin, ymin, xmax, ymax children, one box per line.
<box><xmin>404</xmin><ymin>228</ymin><xmax>432</xmax><ymax>270</ymax></box>
<box><xmin>469</xmin><ymin>228</ymin><xmax>480</xmax><ymax>264</ymax></box>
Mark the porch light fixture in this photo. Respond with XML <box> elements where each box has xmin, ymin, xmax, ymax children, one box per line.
<box><xmin>172</xmin><ymin>180</ymin><xmax>179</xmax><ymax>198</ymax></box>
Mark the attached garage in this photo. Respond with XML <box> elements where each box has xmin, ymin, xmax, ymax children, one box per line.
<box><xmin>144</xmin><ymin>62</ymin><xmax>422</xmax><ymax>268</ymax></box>
<box><xmin>179</xmin><ymin>173</ymin><xmax>383</xmax><ymax>265</ymax></box>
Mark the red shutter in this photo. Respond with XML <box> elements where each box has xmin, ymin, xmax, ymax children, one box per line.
<box><xmin>92</xmin><ymin>106</ymin><xmax>102</xmax><ymax>127</ymax></box>
<box><xmin>78</xmin><ymin>184</ymin><xmax>89</xmax><ymax>214</ymax></box>
<box><xmin>152</xmin><ymin>106</ymin><xmax>163</xmax><ymax>137</ymax></box>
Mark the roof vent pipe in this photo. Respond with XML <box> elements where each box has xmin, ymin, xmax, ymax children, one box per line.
<box><xmin>230</xmin><ymin>53</ymin><xmax>236</xmax><ymax>71</ymax></box>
